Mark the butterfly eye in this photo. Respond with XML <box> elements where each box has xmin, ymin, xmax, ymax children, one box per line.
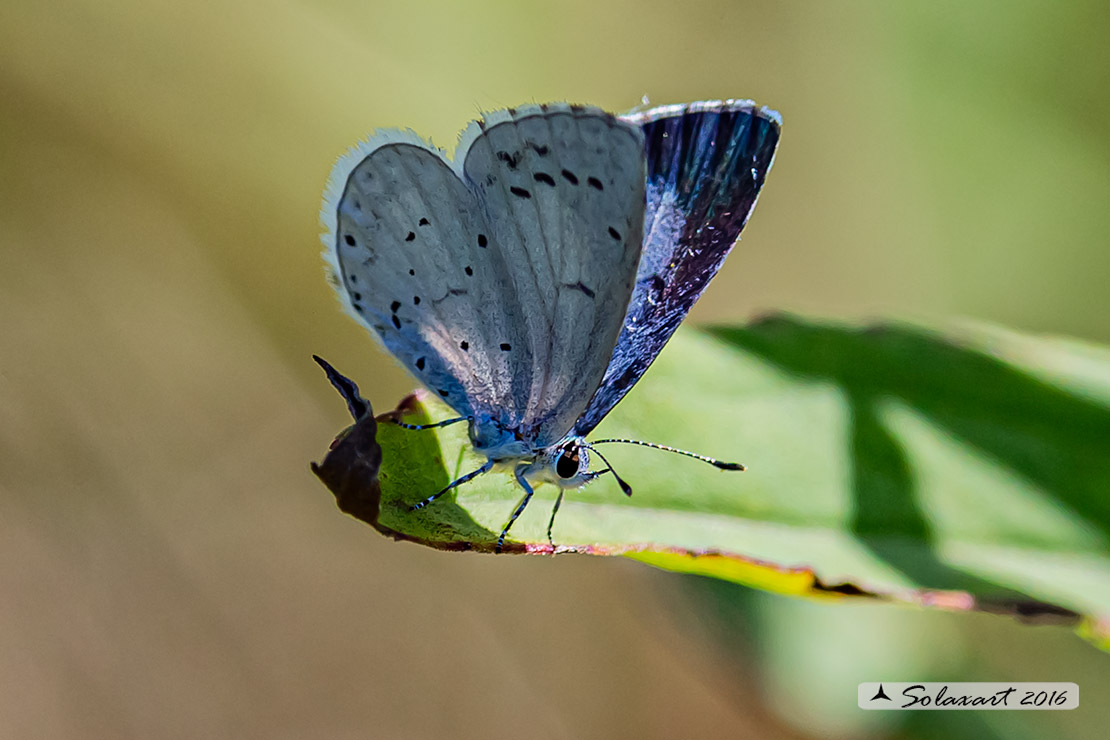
<box><xmin>555</xmin><ymin>446</ymin><xmax>580</xmax><ymax>479</ymax></box>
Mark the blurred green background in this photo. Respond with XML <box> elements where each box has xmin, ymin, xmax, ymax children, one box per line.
<box><xmin>2</xmin><ymin>0</ymin><xmax>1108</xmax><ymax>737</ymax></box>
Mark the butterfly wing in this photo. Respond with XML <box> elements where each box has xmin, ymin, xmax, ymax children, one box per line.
<box><xmin>322</xmin><ymin>105</ymin><xmax>645</xmax><ymax>448</ymax></box>
<box><xmin>461</xmin><ymin>107</ymin><xmax>646</xmax><ymax>447</ymax></box>
<box><xmin>574</xmin><ymin>100</ymin><xmax>782</xmax><ymax>436</ymax></box>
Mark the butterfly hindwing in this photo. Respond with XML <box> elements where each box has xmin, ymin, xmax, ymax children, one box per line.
<box><xmin>324</xmin><ymin>106</ymin><xmax>646</xmax><ymax>446</ymax></box>
<box><xmin>326</xmin><ymin>138</ymin><xmax>496</xmax><ymax>417</ymax></box>
<box><xmin>574</xmin><ymin>100</ymin><xmax>782</xmax><ymax>435</ymax></box>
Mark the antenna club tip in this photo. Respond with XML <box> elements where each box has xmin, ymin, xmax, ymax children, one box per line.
<box><xmin>715</xmin><ymin>462</ymin><xmax>746</xmax><ymax>471</ymax></box>
<box><xmin>620</xmin><ymin>482</ymin><xmax>633</xmax><ymax>496</ymax></box>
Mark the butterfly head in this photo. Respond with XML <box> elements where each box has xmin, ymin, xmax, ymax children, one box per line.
<box><xmin>555</xmin><ymin>442</ymin><xmax>582</xmax><ymax>479</ymax></box>
<box><xmin>521</xmin><ymin>438</ymin><xmax>593</xmax><ymax>489</ymax></box>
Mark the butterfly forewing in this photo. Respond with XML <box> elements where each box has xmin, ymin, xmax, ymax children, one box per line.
<box><xmin>463</xmin><ymin>107</ymin><xmax>645</xmax><ymax>446</ymax></box>
<box><xmin>574</xmin><ymin>100</ymin><xmax>781</xmax><ymax>436</ymax></box>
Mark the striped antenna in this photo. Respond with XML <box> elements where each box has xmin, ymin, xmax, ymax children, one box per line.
<box><xmin>583</xmin><ymin>445</ymin><xmax>634</xmax><ymax>496</ymax></box>
<box><xmin>589</xmin><ymin>438</ymin><xmax>745</xmax><ymax>471</ymax></box>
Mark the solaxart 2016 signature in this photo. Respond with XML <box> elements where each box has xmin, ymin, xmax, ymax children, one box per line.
<box><xmin>858</xmin><ymin>682</ymin><xmax>1078</xmax><ymax>710</ymax></box>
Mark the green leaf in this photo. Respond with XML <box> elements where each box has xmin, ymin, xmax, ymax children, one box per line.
<box><xmin>313</xmin><ymin>314</ymin><xmax>1110</xmax><ymax>639</ymax></box>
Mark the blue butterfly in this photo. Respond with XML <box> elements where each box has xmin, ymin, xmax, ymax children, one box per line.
<box><xmin>320</xmin><ymin>100</ymin><xmax>780</xmax><ymax>552</ymax></box>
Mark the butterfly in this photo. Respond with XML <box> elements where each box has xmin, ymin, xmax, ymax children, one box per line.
<box><xmin>320</xmin><ymin>100</ymin><xmax>780</xmax><ymax>552</ymax></box>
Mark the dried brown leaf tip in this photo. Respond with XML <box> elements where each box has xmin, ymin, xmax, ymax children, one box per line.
<box><xmin>310</xmin><ymin>355</ymin><xmax>383</xmax><ymax>528</ymax></box>
<box><xmin>311</xmin><ymin>411</ymin><xmax>384</xmax><ymax>528</ymax></box>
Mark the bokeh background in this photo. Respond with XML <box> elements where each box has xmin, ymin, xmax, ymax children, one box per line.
<box><xmin>3</xmin><ymin>0</ymin><xmax>1108</xmax><ymax>737</ymax></box>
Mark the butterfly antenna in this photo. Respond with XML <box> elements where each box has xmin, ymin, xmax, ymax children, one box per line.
<box><xmin>589</xmin><ymin>438</ymin><xmax>745</xmax><ymax>471</ymax></box>
<box><xmin>583</xmin><ymin>445</ymin><xmax>633</xmax><ymax>496</ymax></box>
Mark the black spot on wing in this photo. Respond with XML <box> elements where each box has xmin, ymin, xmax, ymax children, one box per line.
<box><xmin>607</xmin><ymin>226</ymin><xmax>621</xmax><ymax>241</ymax></box>
<box><xmin>464</xmin><ymin>266</ymin><xmax>473</xmax><ymax>276</ymax></box>
<box><xmin>418</xmin><ymin>217</ymin><xmax>430</xmax><ymax>226</ymax></box>
<box><xmin>500</xmin><ymin>343</ymin><xmax>511</xmax><ymax>351</ymax></box>
<box><xmin>391</xmin><ymin>314</ymin><xmax>401</xmax><ymax>329</ymax></box>
<box><xmin>496</xmin><ymin>150</ymin><xmax>522</xmax><ymax>170</ymax></box>
<box><xmin>533</xmin><ymin>172</ymin><xmax>556</xmax><ymax>186</ymax></box>
<box><xmin>509</xmin><ymin>186</ymin><xmax>531</xmax><ymax>199</ymax></box>
<box><xmin>460</xmin><ymin>341</ymin><xmax>469</xmax><ymax>351</ymax></box>
<box><xmin>561</xmin><ymin>169</ymin><xmax>578</xmax><ymax>185</ymax></box>
<box><xmin>344</xmin><ymin>234</ymin><xmax>356</xmax><ymax>246</ymax></box>
<box><xmin>477</xmin><ymin>234</ymin><xmax>488</xmax><ymax>248</ymax></box>
<box><xmin>405</xmin><ymin>232</ymin><xmax>415</xmax><ymax>242</ymax></box>
<box><xmin>563</xmin><ymin>281</ymin><xmax>596</xmax><ymax>299</ymax></box>
<box><xmin>416</xmin><ymin>357</ymin><xmax>425</xmax><ymax>370</ymax></box>
<box><xmin>587</xmin><ymin>176</ymin><xmax>604</xmax><ymax>191</ymax></box>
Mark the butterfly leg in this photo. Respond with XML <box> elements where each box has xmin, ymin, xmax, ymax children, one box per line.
<box><xmin>409</xmin><ymin>460</ymin><xmax>493</xmax><ymax>511</ymax></box>
<box><xmin>496</xmin><ymin>468</ymin><xmax>535</xmax><ymax>554</ymax></box>
<box><xmin>546</xmin><ymin>469</ymin><xmax>607</xmax><ymax>552</ymax></box>
<box><xmin>390</xmin><ymin>416</ymin><xmax>470</xmax><ymax>431</ymax></box>
<box><xmin>546</xmin><ymin>490</ymin><xmax>565</xmax><ymax>552</ymax></box>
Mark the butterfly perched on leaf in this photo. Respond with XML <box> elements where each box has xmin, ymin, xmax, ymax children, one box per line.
<box><xmin>318</xmin><ymin>100</ymin><xmax>780</xmax><ymax>552</ymax></box>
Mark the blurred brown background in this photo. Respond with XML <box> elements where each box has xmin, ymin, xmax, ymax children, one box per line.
<box><xmin>2</xmin><ymin>1</ymin><xmax>1108</xmax><ymax>738</ymax></box>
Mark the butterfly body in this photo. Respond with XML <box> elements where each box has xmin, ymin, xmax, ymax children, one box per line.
<box><xmin>458</xmin><ymin>426</ymin><xmax>588</xmax><ymax>487</ymax></box>
<box><xmin>321</xmin><ymin>100</ymin><xmax>780</xmax><ymax>550</ymax></box>
<box><xmin>482</xmin><ymin>436</ymin><xmax>593</xmax><ymax>488</ymax></box>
